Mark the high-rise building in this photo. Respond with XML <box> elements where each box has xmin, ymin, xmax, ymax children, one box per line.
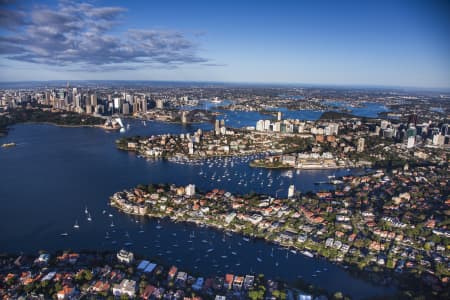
<box><xmin>256</xmin><ymin>120</ymin><xmax>265</xmax><ymax>131</ymax></box>
<box><xmin>215</xmin><ymin>119</ymin><xmax>220</xmax><ymax>135</ymax></box>
<box><xmin>156</xmin><ymin>99</ymin><xmax>164</xmax><ymax>109</ymax></box>
<box><xmin>122</xmin><ymin>103</ymin><xmax>130</xmax><ymax>115</ymax></box>
<box><xmin>433</xmin><ymin>134</ymin><xmax>445</xmax><ymax>146</ymax></box>
<box><xmin>407</xmin><ymin>136</ymin><xmax>415</xmax><ymax>148</ymax></box>
<box><xmin>277</xmin><ymin>111</ymin><xmax>282</xmax><ymax>121</ymax></box>
<box><xmin>90</xmin><ymin>94</ymin><xmax>97</xmax><ymax>107</ymax></box>
<box><xmin>288</xmin><ymin>185</ymin><xmax>295</xmax><ymax>198</ymax></box>
<box><xmin>185</xmin><ymin>184</ymin><xmax>196</xmax><ymax>196</ymax></box>
<box><xmin>188</xmin><ymin>142</ymin><xmax>194</xmax><ymax>155</ymax></box>
<box><xmin>181</xmin><ymin>111</ymin><xmax>188</xmax><ymax>124</ymax></box>
<box><xmin>141</xmin><ymin>98</ymin><xmax>147</xmax><ymax>113</ymax></box>
<box><xmin>357</xmin><ymin>138</ymin><xmax>365</xmax><ymax>152</ymax></box>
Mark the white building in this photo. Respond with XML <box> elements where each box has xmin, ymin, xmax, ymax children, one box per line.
<box><xmin>185</xmin><ymin>184</ymin><xmax>196</xmax><ymax>196</ymax></box>
<box><xmin>288</xmin><ymin>185</ymin><xmax>295</xmax><ymax>198</ymax></box>
<box><xmin>117</xmin><ymin>249</ymin><xmax>134</xmax><ymax>264</ymax></box>
<box><xmin>112</xmin><ymin>279</ymin><xmax>136</xmax><ymax>298</ymax></box>
<box><xmin>256</xmin><ymin>120</ymin><xmax>265</xmax><ymax>131</ymax></box>
<box><xmin>433</xmin><ymin>134</ymin><xmax>445</xmax><ymax>146</ymax></box>
<box><xmin>407</xmin><ymin>136</ymin><xmax>415</xmax><ymax>148</ymax></box>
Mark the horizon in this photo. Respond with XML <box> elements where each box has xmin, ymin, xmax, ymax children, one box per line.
<box><xmin>0</xmin><ymin>0</ymin><xmax>449</xmax><ymax>88</ymax></box>
<box><xmin>0</xmin><ymin>79</ymin><xmax>450</xmax><ymax>93</ymax></box>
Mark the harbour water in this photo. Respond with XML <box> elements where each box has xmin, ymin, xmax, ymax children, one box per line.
<box><xmin>0</xmin><ymin>105</ymin><xmax>394</xmax><ymax>299</ymax></box>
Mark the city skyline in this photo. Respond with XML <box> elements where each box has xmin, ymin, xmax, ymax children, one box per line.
<box><xmin>1</xmin><ymin>0</ymin><xmax>449</xmax><ymax>88</ymax></box>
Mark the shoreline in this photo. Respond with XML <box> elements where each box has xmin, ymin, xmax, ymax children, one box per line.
<box><xmin>109</xmin><ymin>199</ymin><xmax>406</xmax><ymax>297</ymax></box>
<box><xmin>249</xmin><ymin>161</ymin><xmax>351</xmax><ymax>170</ymax></box>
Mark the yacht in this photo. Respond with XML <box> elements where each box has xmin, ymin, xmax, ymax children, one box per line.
<box><xmin>301</xmin><ymin>250</ymin><xmax>314</xmax><ymax>258</ymax></box>
<box><xmin>87</xmin><ymin>213</ymin><xmax>92</xmax><ymax>222</ymax></box>
<box><xmin>73</xmin><ymin>220</ymin><xmax>79</xmax><ymax>229</ymax></box>
<box><xmin>60</xmin><ymin>232</ymin><xmax>69</xmax><ymax>236</ymax></box>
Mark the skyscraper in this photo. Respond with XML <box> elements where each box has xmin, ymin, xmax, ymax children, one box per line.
<box><xmin>215</xmin><ymin>119</ymin><xmax>220</xmax><ymax>135</ymax></box>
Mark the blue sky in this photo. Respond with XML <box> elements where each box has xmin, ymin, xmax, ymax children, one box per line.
<box><xmin>0</xmin><ymin>0</ymin><xmax>449</xmax><ymax>88</ymax></box>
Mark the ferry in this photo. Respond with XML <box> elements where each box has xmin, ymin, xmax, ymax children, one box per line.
<box><xmin>1</xmin><ymin>142</ymin><xmax>16</xmax><ymax>148</ymax></box>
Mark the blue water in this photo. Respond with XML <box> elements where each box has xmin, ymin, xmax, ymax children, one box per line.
<box><xmin>325</xmin><ymin>101</ymin><xmax>389</xmax><ymax>118</ymax></box>
<box><xmin>0</xmin><ymin>116</ymin><xmax>395</xmax><ymax>299</ymax></box>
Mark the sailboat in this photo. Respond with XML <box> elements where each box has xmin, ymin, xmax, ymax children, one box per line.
<box><xmin>156</xmin><ymin>220</ymin><xmax>162</xmax><ymax>229</ymax></box>
<box><xmin>73</xmin><ymin>220</ymin><xmax>79</xmax><ymax>229</ymax></box>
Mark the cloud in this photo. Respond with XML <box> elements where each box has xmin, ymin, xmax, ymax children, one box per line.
<box><xmin>0</xmin><ymin>1</ymin><xmax>210</xmax><ymax>70</ymax></box>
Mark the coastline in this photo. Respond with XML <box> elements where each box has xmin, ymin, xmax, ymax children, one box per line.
<box><xmin>109</xmin><ymin>198</ymin><xmax>406</xmax><ymax>297</ymax></box>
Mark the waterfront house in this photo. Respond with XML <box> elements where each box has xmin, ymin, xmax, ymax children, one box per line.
<box><xmin>168</xmin><ymin>266</ymin><xmax>178</xmax><ymax>280</ymax></box>
<box><xmin>112</xmin><ymin>279</ymin><xmax>136</xmax><ymax>298</ymax></box>
<box><xmin>233</xmin><ymin>276</ymin><xmax>244</xmax><ymax>290</ymax></box>
<box><xmin>224</xmin><ymin>274</ymin><xmax>234</xmax><ymax>289</ymax></box>
<box><xmin>243</xmin><ymin>275</ymin><xmax>255</xmax><ymax>289</ymax></box>
<box><xmin>141</xmin><ymin>284</ymin><xmax>156</xmax><ymax>299</ymax></box>
<box><xmin>192</xmin><ymin>277</ymin><xmax>204</xmax><ymax>291</ymax></box>
<box><xmin>116</xmin><ymin>249</ymin><xmax>134</xmax><ymax>264</ymax></box>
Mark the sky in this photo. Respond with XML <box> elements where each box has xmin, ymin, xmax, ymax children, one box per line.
<box><xmin>0</xmin><ymin>0</ymin><xmax>449</xmax><ymax>88</ymax></box>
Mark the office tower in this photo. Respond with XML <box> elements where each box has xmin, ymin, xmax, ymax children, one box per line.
<box><xmin>156</xmin><ymin>99</ymin><xmax>164</xmax><ymax>109</ymax></box>
<box><xmin>122</xmin><ymin>103</ymin><xmax>130</xmax><ymax>115</ymax></box>
<box><xmin>90</xmin><ymin>94</ymin><xmax>97</xmax><ymax>107</ymax></box>
<box><xmin>357</xmin><ymin>138</ymin><xmax>365</xmax><ymax>152</ymax></box>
